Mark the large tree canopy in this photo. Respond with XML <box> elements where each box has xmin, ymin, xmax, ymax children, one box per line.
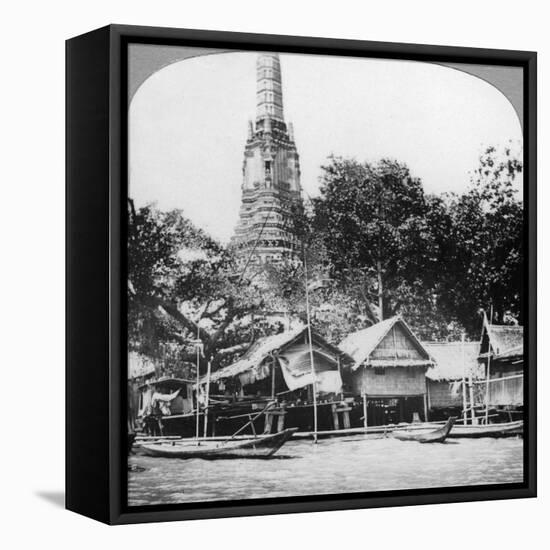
<box><xmin>308</xmin><ymin>145</ymin><xmax>523</xmax><ymax>339</ymax></box>
<box><xmin>128</xmin><ymin>142</ymin><xmax>523</xmax><ymax>369</ymax></box>
<box><xmin>312</xmin><ymin>157</ymin><xmax>433</xmax><ymax>323</ymax></box>
<box><xmin>435</xmin><ymin>144</ymin><xmax>524</xmax><ymax>332</ymax></box>
<box><xmin>127</xmin><ymin>202</ymin><xmax>266</xmax><ymax>367</ymax></box>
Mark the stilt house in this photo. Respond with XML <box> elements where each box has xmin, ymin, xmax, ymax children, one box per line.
<box><xmin>206</xmin><ymin>327</ymin><xmax>354</xmax><ymax>433</ymax></box>
<box><xmin>478</xmin><ymin>318</ymin><xmax>523</xmax><ymax>410</ymax></box>
<box><xmin>423</xmin><ymin>342</ymin><xmax>483</xmax><ymax>420</ymax></box>
<box><xmin>339</xmin><ymin>316</ymin><xmax>434</xmax><ymax>425</ymax></box>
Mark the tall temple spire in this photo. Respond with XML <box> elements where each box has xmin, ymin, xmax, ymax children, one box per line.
<box><xmin>231</xmin><ymin>53</ymin><xmax>303</xmax><ymax>267</ymax></box>
<box><xmin>256</xmin><ymin>53</ymin><xmax>285</xmax><ymax>124</ymax></box>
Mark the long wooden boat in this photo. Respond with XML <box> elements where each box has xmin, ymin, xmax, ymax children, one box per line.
<box><xmin>448</xmin><ymin>420</ymin><xmax>523</xmax><ymax>438</ymax></box>
<box><xmin>393</xmin><ymin>417</ymin><xmax>455</xmax><ymax>443</ymax></box>
<box><xmin>139</xmin><ymin>427</ymin><xmax>298</xmax><ymax>459</ymax></box>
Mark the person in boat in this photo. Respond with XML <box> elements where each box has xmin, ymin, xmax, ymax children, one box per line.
<box><xmin>142</xmin><ymin>385</ymin><xmax>181</xmax><ymax>436</ymax></box>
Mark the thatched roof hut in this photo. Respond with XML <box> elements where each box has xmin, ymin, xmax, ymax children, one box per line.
<box><xmin>479</xmin><ymin>321</ymin><xmax>523</xmax><ymax>362</ymax></box>
<box><xmin>478</xmin><ymin>318</ymin><xmax>524</xmax><ymax>407</ymax></box>
<box><xmin>340</xmin><ymin>316</ymin><xmax>434</xmax><ymax>372</ymax></box>
<box><xmin>339</xmin><ymin>316</ymin><xmax>434</xmax><ymax>424</ymax></box>
<box><xmin>425</xmin><ymin>342</ymin><xmax>483</xmax><ymax>382</ymax></box>
<box><xmin>423</xmin><ymin>342</ymin><xmax>482</xmax><ymax>411</ymax></box>
<box><xmin>208</xmin><ymin>327</ymin><xmax>353</xmax><ymax>395</ymax></box>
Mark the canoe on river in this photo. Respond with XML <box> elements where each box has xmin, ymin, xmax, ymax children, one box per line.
<box><xmin>139</xmin><ymin>427</ymin><xmax>298</xmax><ymax>459</ymax></box>
<box><xmin>448</xmin><ymin>420</ymin><xmax>523</xmax><ymax>438</ymax></box>
<box><xmin>393</xmin><ymin>417</ymin><xmax>456</xmax><ymax>443</ymax></box>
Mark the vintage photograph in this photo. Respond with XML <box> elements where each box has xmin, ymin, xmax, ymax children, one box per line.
<box><xmin>126</xmin><ymin>45</ymin><xmax>525</xmax><ymax>506</ymax></box>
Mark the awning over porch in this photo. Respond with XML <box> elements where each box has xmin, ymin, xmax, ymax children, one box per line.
<box><xmin>278</xmin><ymin>344</ymin><xmax>343</xmax><ymax>393</ymax></box>
<box><xmin>206</xmin><ymin>327</ymin><xmax>350</xmax><ymax>394</ymax></box>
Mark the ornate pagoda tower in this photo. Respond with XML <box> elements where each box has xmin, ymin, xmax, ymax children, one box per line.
<box><xmin>231</xmin><ymin>53</ymin><xmax>303</xmax><ymax>266</ymax></box>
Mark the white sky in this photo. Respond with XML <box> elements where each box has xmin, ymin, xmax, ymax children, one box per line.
<box><xmin>129</xmin><ymin>51</ymin><xmax>522</xmax><ymax>243</ymax></box>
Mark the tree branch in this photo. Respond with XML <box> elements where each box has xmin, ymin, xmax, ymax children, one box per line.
<box><xmin>138</xmin><ymin>294</ymin><xmax>212</xmax><ymax>344</ymax></box>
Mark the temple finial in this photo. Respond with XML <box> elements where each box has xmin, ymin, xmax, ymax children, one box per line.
<box><xmin>256</xmin><ymin>53</ymin><xmax>284</xmax><ymax>123</ymax></box>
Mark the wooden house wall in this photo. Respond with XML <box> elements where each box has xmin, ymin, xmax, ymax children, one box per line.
<box><xmin>371</xmin><ymin>324</ymin><xmax>425</xmax><ymax>360</ymax></box>
<box><xmin>485</xmin><ymin>359</ymin><xmax>523</xmax><ymax>407</ymax></box>
<box><xmin>488</xmin><ymin>375</ymin><xmax>523</xmax><ymax>406</ymax></box>
<box><xmin>351</xmin><ymin>366</ymin><xmax>426</xmax><ymax>396</ymax></box>
<box><xmin>427</xmin><ymin>380</ymin><xmax>462</xmax><ymax>409</ymax></box>
<box><xmin>491</xmin><ymin>362</ymin><xmax>523</xmax><ymax>378</ymax></box>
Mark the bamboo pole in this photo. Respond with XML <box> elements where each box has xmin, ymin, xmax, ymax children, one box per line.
<box><xmin>220</xmin><ymin>401</ymin><xmax>276</xmax><ymax>445</ymax></box>
<box><xmin>469</xmin><ymin>361</ymin><xmax>476</xmax><ymax>425</ymax></box>
<box><xmin>363</xmin><ymin>393</ymin><xmax>368</xmax><ymax>429</ymax></box>
<box><xmin>195</xmin><ymin>323</ymin><xmax>201</xmax><ymax>445</ymax></box>
<box><xmin>423</xmin><ymin>393</ymin><xmax>428</xmax><ymax>422</ymax></box>
<box><xmin>474</xmin><ymin>373</ymin><xmax>523</xmax><ymax>384</ymax></box>
<box><xmin>203</xmin><ymin>358</ymin><xmax>212</xmax><ymax>439</ymax></box>
<box><xmin>461</xmin><ymin>333</ymin><xmax>468</xmax><ymax>425</ymax></box>
<box><xmin>484</xmin><ymin>352</ymin><xmax>492</xmax><ymax>424</ymax></box>
<box><xmin>337</xmin><ymin>356</ymin><xmax>343</xmax><ymax>401</ymax></box>
<box><xmin>303</xmin><ymin>253</ymin><xmax>318</xmax><ymax>444</ymax></box>
<box><xmin>271</xmin><ymin>356</ymin><xmax>276</xmax><ymax>399</ymax></box>
<box><xmin>484</xmin><ymin>308</ymin><xmax>493</xmax><ymax>425</ymax></box>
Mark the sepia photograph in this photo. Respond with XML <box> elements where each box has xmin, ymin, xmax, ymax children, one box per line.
<box><xmin>126</xmin><ymin>44</ymin><xmax>525</xmax><ymax>507</ymax></box>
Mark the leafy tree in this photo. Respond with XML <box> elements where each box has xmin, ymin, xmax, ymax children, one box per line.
<box><xmin>128</xmin><ymin>141</ymin><xmax>523</xmax><ymax>366</ymax></box>
<box><xmin>127</xmin><ymin>202</ymin><xmax>264</xmax><ymax>367</ymax></box>
<box><xmin>313</xmin><ymin>156</ymin><xmax>432</xmax><ymax>322</ymax></box>
<box><xmin>437</xmin><ymin>143</ymin><xmax>524</xmax><ymax>332</ymax></box>
<box><xmin>308</xmin><ymin>145</ymin><xmax>523</xmax><ymax>339</ymax></box>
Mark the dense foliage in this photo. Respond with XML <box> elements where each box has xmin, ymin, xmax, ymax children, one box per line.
<box><xmin>127</xmin><ymin>142</ymin><xmax>523</xmax><ymax>370</ymax></box>
<box><xmin>309</xmin><ymin>144</ymin><xmax>523</xmax><ymax>339</ymax></box>
<box><xmin>128</xmin><ymin>202</ymin><xmax>268</xmax><ymax>368</ymax></box>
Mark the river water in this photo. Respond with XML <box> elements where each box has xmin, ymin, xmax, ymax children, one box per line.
<box><xmin>128</xmin><ymin>436</ymin><xmax>523</xmax><ymax>506</ymax></box>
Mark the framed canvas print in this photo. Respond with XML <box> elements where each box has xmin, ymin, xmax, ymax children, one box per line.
<box><xmin>66</xmin><ymin>24</ymin><xmax>537</xmax><ymax>525</ymax></box>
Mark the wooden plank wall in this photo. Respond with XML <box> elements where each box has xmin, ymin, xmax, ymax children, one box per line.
<box><xmin>427</xmin><ymin>380</ymin><xmax>463</xmax><ymax>408</ymax></box>
<box><xmin>371</xmin><ymin>324</ymin><xmax>424</xmax><ymax>360</ymax></box>
<box><xmin>352</xmin><ymin>366</ymin><xmax>426</xmax><ymax>396</ymax></box>
<box><xmin>488</xmin><ymin>376</ymin><xmax>523</xmax><ymax>406</ymax></box>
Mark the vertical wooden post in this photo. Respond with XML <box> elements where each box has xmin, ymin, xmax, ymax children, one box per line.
<box><xmin>342</xmin><ymin>409</ymin><xmax>351</xmax><ymax>429</ymax></box>
<box><xmin>362</xmin><ymin>393</ymin><xmax>368</xmax><ymax>430</ymax></box>
<box><xmin>337</xmin><ymin>355</ymin><xmax>343</xmax><ymax>401</ymax></box>
<box><xmin>461</xmin><ymin>333</ymin><xmax>468</xmax><ymax>425</ymax></box>
<box><xmin>276</xmin><ymin>409</ymin><xmax>285</xmax><ymax>432</ymax></box>
<box><xmin>203</xmin><ymin>358</ymin><xmax>212</xmax><ymax>438</ymax></box>
<box><xmin>331</xmin><ymin>403</ymin><xmax>339</xmax><ymax>430</ymax></box>
<box><xmin>469</xmin><ymin>367</ymin><xmax>476</xmax><ymax>425</ymax></box>
<box><xmin>484</xmin><ymin>354</ymin><xmax>492</xmax><ymax>424</ymax></box>
<box><xmin>423</xmin><ymin>393</ymin><xmax>428</xmax><ymax>422</ymax></box>
<box><xmin>263</xmin><ymin>412</ymin><xmax>273</xmax><ymax>435</ymax></box>
<box><xmin>271</xmin><ymin>356</ymin><xmax>276</xmax><ymax>399</ymax></box>
<box><xmin>195</xmin><ymin>324</ymin><xmax>201</xmax><ymax>445</ymax></box>
<box><xmin>303</xmin><ymin>253</ymin><xmax>318</xmax><ymax>444</ymax></box>
<box><xmin>484</xmin><ymin>308</ymin><xmax>493</xmax><ymax>425</ymax></box>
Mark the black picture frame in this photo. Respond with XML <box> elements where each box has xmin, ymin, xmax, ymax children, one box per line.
<box><xmin>66</xmin><ymin>24</ymin><xmax>537</xmax><ymax>525</ymax></box>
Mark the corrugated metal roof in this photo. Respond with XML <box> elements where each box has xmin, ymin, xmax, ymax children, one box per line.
<box><xmin>424</xmin><ymin>341</ymin><xmax>484</xmax><ymax>381</ymax></box>
<box><xmin>339</xmin><ymin>316</ymin><xmax>433</xmax><ymax>370</ymax></box>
